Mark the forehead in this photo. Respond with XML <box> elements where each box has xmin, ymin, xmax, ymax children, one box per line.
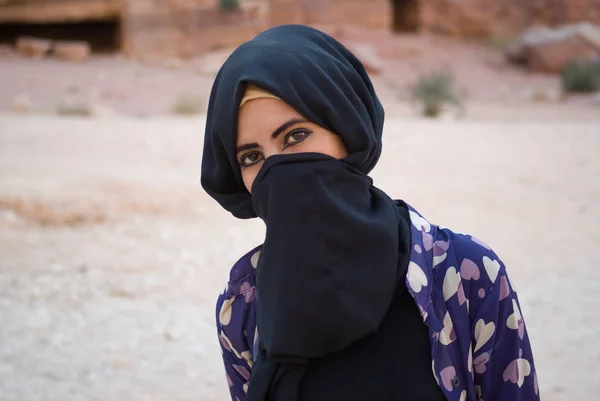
<box><xmin>237</xmin><ymin>98</ymin><xmax>303</xmax><ymax>143</ymax></box>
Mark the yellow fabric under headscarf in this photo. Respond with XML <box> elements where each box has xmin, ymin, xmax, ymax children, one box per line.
<box><xmin>240</xmin><ymin>84</ymin><xmax>280</xmax><ymax>108</ymax></box>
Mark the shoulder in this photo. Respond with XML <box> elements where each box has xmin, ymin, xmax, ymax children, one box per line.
<box><xmin>404</xmin><ymin>203</ymin><xmax>513</xmax><ymax>314</ymax></box>
<box><xmin>217</xmin><ymin>244</ymin><xmax>262</xmax><ymax>317</ymax></box>
<box><xmin>439</xmin><ymin>227</ymin><xmax>507</xmax><ymax>292</ymax></box>
<box><xmin>216</xmin><ymin>245</ymin><xmax>262</xmax><ymax>364</ymax></box>
<box><xmin>405</xmin><ymin>202</ymin><xmax>506</xmax><ymax>282</ymax></box>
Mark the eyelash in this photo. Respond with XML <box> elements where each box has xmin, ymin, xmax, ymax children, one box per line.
<box><xmin>282</xmin><ymin>128</ymin><xmax>313</xmax><ymax>150</ymax></box>
<box><xmin>239</xmin><ymin>128</ymin><xmax>313</xmax><ymax>168</ymax></box>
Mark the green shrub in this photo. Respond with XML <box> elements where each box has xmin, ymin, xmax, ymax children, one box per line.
<box><xmin>561</xmin><ymin>59</ymin><xmax>600</xmax><ymax>93</ymax></box>
<box><xmin>56</xmin><ymin>100</ymin><xmax>93</xmax><ymax>117</ymax></box>
<box><xmin>488</xmin><ymin>33</ymin><xmax>515</xmax><ymax>52</ymax></box>
<box><xmin>409</xmin><ymin>71</ymin><xmax>463</xmax><ymax>118</ymax></box>
<box><xmin>171</xmin><ymin>94</ymin><xmax>205</xmax><ymax>116</ymax></box>
<box><xmin>219</xmin><ymin>0</ymin><xmax>240</xmax><ymax>12</ymax></box>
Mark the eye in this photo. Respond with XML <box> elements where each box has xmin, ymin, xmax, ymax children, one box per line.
<box><xmin>239</xmin><ymin>151</ymin><xmax>263</xmax><ymax>167</ymax></box>
<box><xmin>283</xmin><ymin>128</ymin><xmax>313</xmax><ymax>149</ymax></box>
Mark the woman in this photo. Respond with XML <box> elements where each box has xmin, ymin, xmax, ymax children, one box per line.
<box><xmin>201</xmin><ymin>25</ymin><xmax>539</xmax><ymax>401</ymax></box>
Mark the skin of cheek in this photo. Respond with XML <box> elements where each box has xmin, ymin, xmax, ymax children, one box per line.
<box><xmin>236</xmin><ymin>99</ymin><xmax>348</xmax><ymax>193</ymax></box>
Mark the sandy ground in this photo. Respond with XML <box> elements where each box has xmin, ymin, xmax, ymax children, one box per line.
<box><xmin>1</xmin><ymin>27</ymin><xmax>600</xmax><ymax>400</ymax></box>
<box><xmin>1</xmin><ymin>31</ymin><xmax>600</xmax><ymax>121</ymax></box>
<box><xmin>0</xmin><ymin>112</ymin><xmax>599</xmax><ymax>400</ymax></box>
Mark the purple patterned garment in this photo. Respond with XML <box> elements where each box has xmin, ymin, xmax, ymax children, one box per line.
<box><xmin>215</xmin><ymin>204</ymin><xmax>540</xmax><ymax>401</ymax></box>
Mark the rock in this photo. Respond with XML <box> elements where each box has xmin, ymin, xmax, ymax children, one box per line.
<box><xmin>55</xmin><ymin>99</ymin><xmax>94</xmax><ymax>117</ymax></box>
<box><xmin>505</xmin><ymin>26</ymin><xmax>552</xmax><ymax>64</ymax></box>
<box><xmin>52</xmin><ymin>41</ymin><xmax>91</xmax><ymax>62</ymax></box>
<box><xmin>54</xmin><ymin>88</ymin><xmax>114</xmax><ymax>118</ymax></box>
<box><xmin>164</xmin><ymin>329</ymin><xmax>178</xmax><ymax>341</ymax></box>
<box><xmin>90</xmin><ymin>103</ymin><xmax>119</xmax><ymax>119</ymax></box>
<box><xmin>108</xmin><ymin>281</ymin><xmax>137</xmax><ymax>298</ymax></box>
<box><xmin>507</xmin><ymin>23</ymin><xmax>600</xmax><ymax>74</ymax></box>
<box><xmin>9</xmin><ymin>94</ymin><xmax>35</xmax><ymax>113</ymax></box>
<box><xmin>346</xmin><ymin>43</ymin><xmax>384</xmax><ymax>74</ymax></box>
<box><xmin>1</xmin><ymin>209</ymin><xmax>19</xmax><ymax>222</ymax></box>
<box><xmin>0</xmin><ymin>44</ymin><xmax>15</xmax><ymax>58</ymax></box>
<box><xmin>110</xmin><ymin>354</ymin><xmax>132</xmax><ymax>370</ymax></box>
<box><xmin>529</xmin><ymin>35</ymin><xmax>598</xmax><ymax>74</ymax></box>
<box><xmin>504</xmin><ymin>42</ymin><xmax>525</xmax><ymax>64</ymax></box>
<box><xmin>15</xmin><ymin>36</ymin><xmax>52</xmax><ymax>58</ymax></box>
<box><xmin>528</xmin><ymin>87</ymin><xmax>561</xmax><ymax>103</ymax></box>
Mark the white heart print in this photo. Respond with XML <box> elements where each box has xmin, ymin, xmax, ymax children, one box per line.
<box><xmin>474</xmin><ymin>319</ymin><xmax>495</xmax><ymax>352</ymax></box>
<box><xmin>407</xmin><ymin>261</ymin><xmax>428</xmax><ymax>293</ymax></box>
<box><xmin>483</xmin><ymin>256</ymin><xmax>500</xmax><ymax>283</ymax></box>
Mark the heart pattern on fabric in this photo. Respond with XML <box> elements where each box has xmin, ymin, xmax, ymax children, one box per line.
<box><xmin>410</xmin><ymin>210</ymin><xmax>431</xmax><ymax>232</ymax></box>
<box><xmin>219</xmin><ymin>297</ymin><xmax>235</xmax><ymax>325</ymax></box>
<box><xmin>458</xmin><ymin>285</ymin><xmax>467</xmax><ymax>307</ymax></box>
<box><xmin>474</xmin><ymin>319</ymin><xmax>495</xmax><ymax>352</ymax></box>
<box><xmin>423</xmin><ymin>231</ymin><xmax>434</xmax><ymax>251</ymax></box>
<box><xmin>440</xmin><ymin>366</ymin><xmax>457</xmax><ymax>391</ymax></box>
<box><xmin>460</xmin><ymin>258</ymin><xmax>480</xmax><ymax>280</ymax></box>
<box><xmin>407</xmin><ymin>261</ymin><xmax>428</xmax><ymax>293</ymax></box>
<box><xmin>241</xmin><ymin>350</ymin><xmax>253</xmax><ymax>367</ymax></box>
<box><xmin>503</xmin><ymin>354</ymin><xmax>532</xmax><ymax>387</ymax></box>
<box><xmin>483</xmin><ymin>256</ymin><xmax>500</xmax><ymax>283</ymax></box>
<box><xmin>499</xmin><ymin>275</ymin><xmax>511</xmax><ymax>301</ymax></box>
<box><xmin>443</xmin><ymin>267</ymin><xmax>461</xmax><ymax>301</ymax></box>
<box><xmin>443</xmin><ymin>266</ymin><xmax>467</xmax><ymax>306</ymax></box>
<box><xmin>432</xmin><ymin>360</ymin><xmax>440</xmax><ymax>386</ymax></box>
<box><xmin>250</xmin><ymin>249</ymin><xmax>261</xmax><ymax>268</ymax></box>
<box><xmin>433</xmin><ymin>241</ymin><xmax>449</xmax><ymax>267</ymax></box>
<box><xmin>233</xmin><ymin>364</ymin><xmax>251</xmax><ymax>380</ymax></box>
<box><xmin>507</xmin><ymin>299</ymin><xmax>524</xmax><ymax>339</ymax></box>
<box><xmin>417</xmin><ymin>303</ymin><xmax>429</xmax><ymax>323</ymax></box>
<box><xmin>433</xmin><ymin>253</ymin><xmax>447</xmax><ymax>267</ymax></box>
<box><xmin>240</xmin><ymin>282</ymin><xmax>256</xmax><ymax>304</ymax></box>
<box><xmin>440</xmin><ymin>312</ymin><xmax>457</xmax><ymax>345</ymax></box>
<box><xmin>473</xmin><ymin>352</ymin><xmax>490</xmax><ymax>374</ymax></box>
<box><xmin>467</xmin><ymin>346</ymin><xmax>473</xmax><ymax>374</ymax></box>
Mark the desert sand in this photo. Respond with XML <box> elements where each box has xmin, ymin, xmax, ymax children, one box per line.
<box><xmin>1</xmin><ymin>112</ymin><xmax>599</xmax><ymax>400</ymax></box>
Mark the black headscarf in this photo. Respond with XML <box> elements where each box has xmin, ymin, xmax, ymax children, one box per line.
<box><xmin>201</xmin><ymin>24</ymin><xmax>415</xmax><ymax>401</ymax></box>
<box><xmin>201</xmin><ymin>24</ymin><xmax>384</xmax><ymax>219</ymax></box>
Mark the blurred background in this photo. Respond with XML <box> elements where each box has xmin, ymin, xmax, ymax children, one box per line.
<box><xmin>0</xmin><ymin>1</ymin><xmax>599</xmax><ymax>400</ymax></box>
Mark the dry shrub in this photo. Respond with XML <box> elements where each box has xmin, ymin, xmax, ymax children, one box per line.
<box><xmin>409</xmin><ymin>71</ymin><xmax>465</xmax><ymax>118</ymax></box>
<box><xmin>171</xmin><ymin>94</ymin><xmax>205</xmax><ymax>115</ymax></box>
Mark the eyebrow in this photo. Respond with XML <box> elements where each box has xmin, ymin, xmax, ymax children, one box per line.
<box><xmin>236</xmin><ymin>142</ymin><xmax>259</xmax><ymax>154</ymax></box>
<box><xmin>271</xmin><ymin>118</ymin><xmax>309</xmax><ymax>139</ymax></box>
<box><xmin>235</xmin><ymin>118</ymin><xmax>309</xmax><ymax>154</ymax></box>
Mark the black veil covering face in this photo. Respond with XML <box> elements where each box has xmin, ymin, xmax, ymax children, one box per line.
<box><xmin>201</xmin><ymin>24</ymin><xmax>385</xmax><ymax>220</ymax></box>
<box><xmin>200</xmin><ymin>25</ymin><xmax>414</xmax><ymax>401</ymax></box>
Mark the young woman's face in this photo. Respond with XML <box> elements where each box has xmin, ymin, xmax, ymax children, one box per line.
<box><xmin>236</xmin><ymin>98</ymin><xmax>349</xmax><ymax>192</ymax></box>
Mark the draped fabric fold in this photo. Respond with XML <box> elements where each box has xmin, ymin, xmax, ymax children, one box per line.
<box><xmin>201</xmin><ymin>24</ymin><xmax>385</xmax><ymax>219</ymax></box>
<box><xmin>247</xmin><ymin>153</ymin><xmax>408</xmax><ymax>401</ymax></box>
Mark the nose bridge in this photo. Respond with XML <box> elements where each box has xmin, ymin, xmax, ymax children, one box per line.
<box><xmin>263</xmin><ymin>141</ymin><xmax>282</xmax><ymax>160</ymax></box>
